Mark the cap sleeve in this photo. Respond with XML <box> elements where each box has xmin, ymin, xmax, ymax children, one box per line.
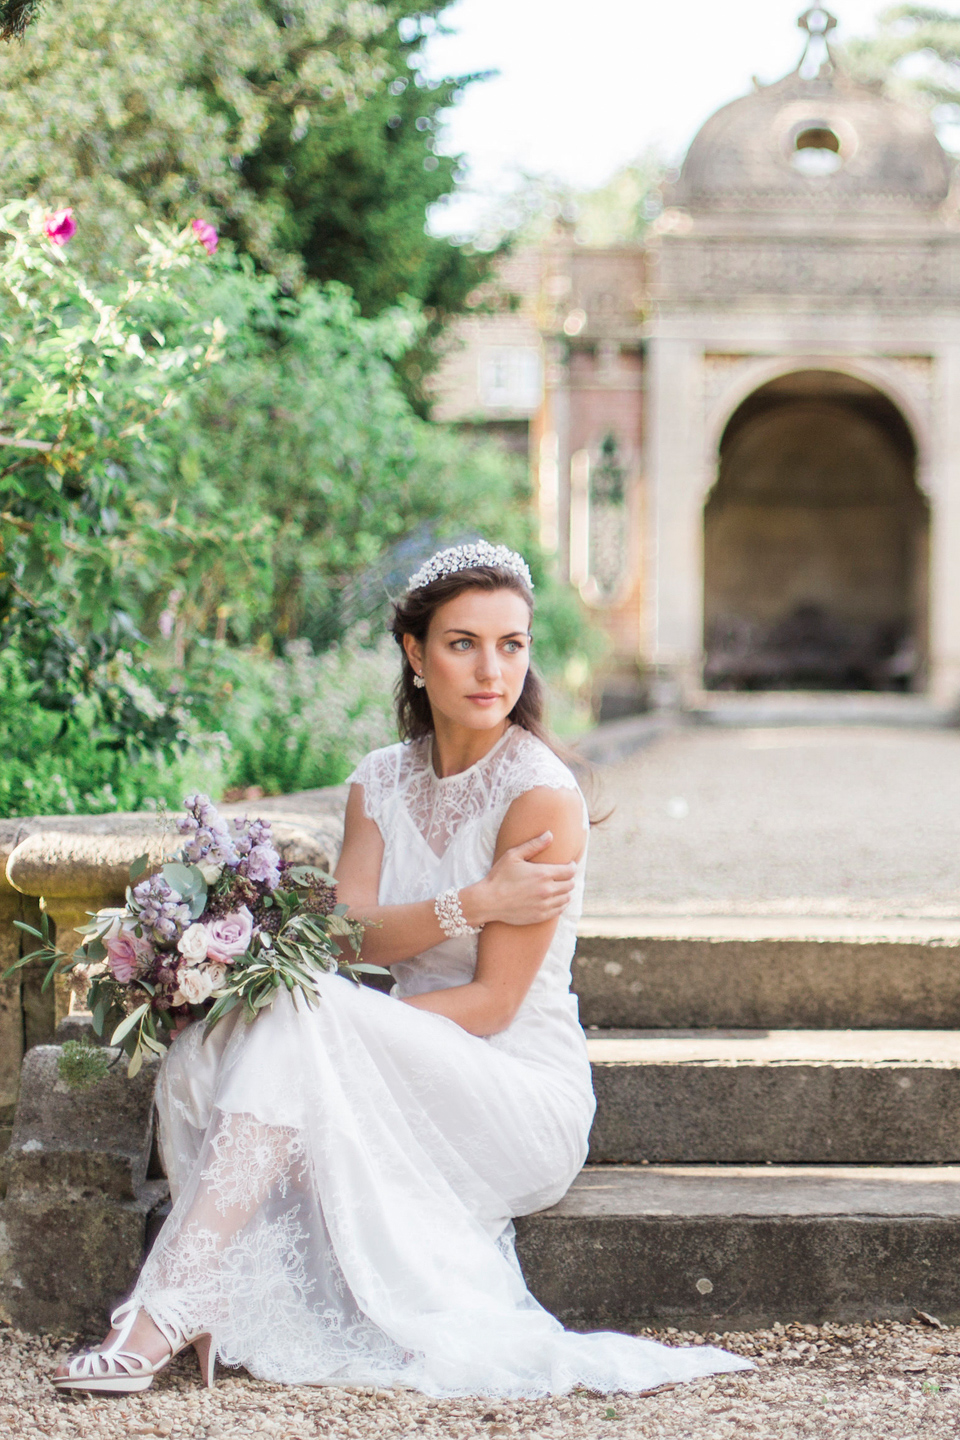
<box><xmin>345</xmin><ymin>745</ymin><xmax>400</xmax><ymax>831</ymax></box>
<box><xmin>494</xmin><ymin>732</ymin><xmax>586</xmax><ymax>821</ymax></box>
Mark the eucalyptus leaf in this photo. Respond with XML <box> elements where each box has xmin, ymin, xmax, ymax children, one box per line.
<box><xmin>128</xmin><ymin>853</ymin><xmax>150</xmax><ymax>883</ymax></box>
<box><xmin>161</xmin><ymin>862</ymin><xmax>207</xmax><ymax>901</ymax></box>
<box><xmin>111</xmin><ymin>1002</ymin><xmax>150</xmax><ymax>1046</ymax></box>
<box><xmin>91</xmin><ymin>994</ymin><xmax>112</xmax><ymax>1036</ymax></box>
<box><xmin>12</xmin><ymin>919</ymin><xmax>44</xmax><ymax>941</ymax></box>
<box><xmin>287</xmin><ymin>865</ymin><xmax>332</xmax><ymax>885</ymax></box>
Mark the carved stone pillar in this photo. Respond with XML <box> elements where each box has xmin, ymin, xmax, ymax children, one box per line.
<box><xmin>0</xmin><ymin>823</ymin><xmax>47</xmax><ymax>1150</ymax></box>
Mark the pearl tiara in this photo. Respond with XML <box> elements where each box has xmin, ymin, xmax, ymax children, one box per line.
<box><xmin>405</xmin><ymin>540</ymin><xmax>534</xmax><ymax>595</ymax></box>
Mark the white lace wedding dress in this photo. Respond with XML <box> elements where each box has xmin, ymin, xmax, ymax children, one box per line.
<box><xmin>132</xmin><ymin>723</ymin><xmax>750</xmax><ymax>1396</ymax></box>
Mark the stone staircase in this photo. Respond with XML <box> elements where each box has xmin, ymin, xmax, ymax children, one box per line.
<box><xmin>514</xmin><ymin>917</ymin><xmax>960</xmax><ymax>1331</ymax></box>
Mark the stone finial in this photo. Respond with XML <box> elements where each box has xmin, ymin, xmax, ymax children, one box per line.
<box><xmin>798</xmin><ymin>6</ymin><xmax>837</xmax><ymax>37</ymax></box>
<box><xmin>797</xmin><ymin>7</ymin><xmax>838</xmax><ymax>79</ymax></box>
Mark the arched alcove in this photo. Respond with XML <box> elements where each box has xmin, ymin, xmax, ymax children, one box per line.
<box><xmin>703</xmin><ymin>369</ymin><xmax>928</xmax><ymax>690</ymax></box>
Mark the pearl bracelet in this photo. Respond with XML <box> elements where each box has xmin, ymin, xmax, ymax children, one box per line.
<box><xmin>435</xmin><ymin>887</ymin><xmax>482</xmax><ymax>939</ymax></box>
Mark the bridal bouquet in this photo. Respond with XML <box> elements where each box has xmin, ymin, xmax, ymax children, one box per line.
<box><xmin>9</xmin><ymin>795</ymin><xmax>377</xmax><ymax>1078</ymax></box>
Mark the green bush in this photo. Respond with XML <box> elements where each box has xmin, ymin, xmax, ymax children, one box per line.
<box><xmin>186</xmin><ymin>634</ymin><xmax>399</xmax><ymax>796</ymax></box>
<box><xmin>0</xmin><ymin>644</ymin><xmax>229</xmax><ymax>817</ymax></box>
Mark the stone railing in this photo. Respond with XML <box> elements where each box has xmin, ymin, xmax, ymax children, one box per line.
<box><xmin>0</xmin><ymin>787</ymin><xmax>348</xmax><ymax>1331</ymax></box>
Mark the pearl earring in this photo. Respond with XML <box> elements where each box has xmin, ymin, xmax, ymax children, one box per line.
<box><xmin>413</xmin><ymin>673</ymin><xmax>426</xmax><ymax>689</ymax></box>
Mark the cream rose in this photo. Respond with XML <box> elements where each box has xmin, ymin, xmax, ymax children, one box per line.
<box><xmin>196</xmin><ymin>860</ymin><xmax>223</xmax><ymax>885</ymax></box>
<box><xmin>176</xmin><ymin>966</ymin><xmax>216</xmax><ymax>1005</ymax></box>
<box><xmin>177</xmin><ymin>922</ymin><xmax>210</xmax><ymax>965</ymax></box>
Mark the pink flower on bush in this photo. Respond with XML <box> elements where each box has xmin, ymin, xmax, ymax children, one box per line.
<box><xmin>205</xmin><ymin>905</ymin><xmax>254</xmax><ymax>963</ymax></box>
<box><xmin>105</xmin><ymin>928</ymin><xmax>154</xmax><ymax>983</ymax></box>
<box><xmin>44</xmin><ymin>208</ymin><xmax>76</xmax><ymax>246</ymax></box>
<box><xmin>192</xmin><ymin>218</ymin><xmax>218</xmax><ymax>255</ymax></box>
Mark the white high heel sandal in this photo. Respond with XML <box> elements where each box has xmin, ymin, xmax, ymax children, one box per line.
<box><xmin>53</xmin><ymin>1299</ymin><xmax>215</xmax><ymax>1393</ymax></box>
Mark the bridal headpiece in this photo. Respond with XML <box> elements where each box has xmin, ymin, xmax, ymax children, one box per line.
<box><xmin>405</xmin><ymin>540</ymin><xmax>533</xmax><ymax>595</ymax></box>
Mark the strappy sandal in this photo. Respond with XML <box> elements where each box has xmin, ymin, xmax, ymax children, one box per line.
<box><xmin>53</xmin><ymin>1299</ymin><xmax>215</xmax><ymax>1393</ymax></box>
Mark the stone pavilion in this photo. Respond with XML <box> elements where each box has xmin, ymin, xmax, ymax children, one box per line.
<box><xmin>431</xmin><ymin>8</ymin><xmax>960</xmax><ymax>712</ymax></box>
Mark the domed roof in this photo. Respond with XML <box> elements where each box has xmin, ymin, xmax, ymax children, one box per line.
<box><xmin>671</xmin><ymin>59</ymin><xmax>953</xmax><ymax>213</ymax></box>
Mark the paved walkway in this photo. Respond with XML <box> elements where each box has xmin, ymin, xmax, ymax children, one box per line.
<box><xmin>584</xmin><ymin>722</ymin><xmax>960</xmax><ymax>919</ymax></box>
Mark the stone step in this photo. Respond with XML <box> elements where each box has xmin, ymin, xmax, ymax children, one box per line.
<box><xmin>574</xmin><ymin>916</ymin><xmax>960</xmax><ymax>1029</ymax></box>
<box><xmin>514</xmin><ymin>1163</ymin><xmax>960</xmax><ymax>1331</ymax></box>
<box><xmin>586</xmin><ymin>1030</ymin><xmax>960</xmax><ymax>1164</ymax></box>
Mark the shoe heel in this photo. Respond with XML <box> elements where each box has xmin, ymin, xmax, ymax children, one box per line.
<box><xmin>193</xmin><ymin>1334</ymin><xmax>216</xmax><ymax>1388</ymax></box>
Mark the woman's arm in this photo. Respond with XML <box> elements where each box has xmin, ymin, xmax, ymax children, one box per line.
<box><xmin>400</xmin><ymin>785</ymin><xmax>586</xmax><ymax>1034</ymax></box>
<box><xmin>334</xmin><ymin>783</ymin><xmax>579</xmax><ymax>967</ymax></box>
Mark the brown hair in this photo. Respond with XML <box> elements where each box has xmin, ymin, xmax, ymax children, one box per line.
<box><xmin>390</xmin><ymin>565</ymin><xmax>608</xmax><ymax>824</ymax></box>
<box><xmin>390</xmin><ymin>564</ymin><xmax>548</xmax><ymax>744</ymax></box>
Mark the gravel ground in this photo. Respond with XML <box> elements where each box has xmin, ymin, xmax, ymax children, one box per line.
<box><xmin>584</xmin><ymin>724</ymin><xmax>960</xmax><ymax>916</ymax></box>
<box><xmin>4</xmin><ymin>1319</ymin><xmax>960</xmax><ymax>1439</ymax></box>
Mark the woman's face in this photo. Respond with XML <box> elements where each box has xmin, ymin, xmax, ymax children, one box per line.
<box><xmin>404</xmin><ymin>586</ymin><xmax>532</xmax><ymax>734</ymax></box>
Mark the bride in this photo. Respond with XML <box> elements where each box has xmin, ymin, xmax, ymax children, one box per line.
<box><xmin>55</xmin><ymin>540</ymin><xmax>750</xmax><ymax>1398</ymax></box>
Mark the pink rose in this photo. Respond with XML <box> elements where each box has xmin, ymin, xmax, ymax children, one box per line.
<box><xmin>192</xmin><ymin>218</ymin><xmax>218</xmax><ymax>255</ymax></box>
<box><xmin>205</xmin><ymin>905</ymin><xmax>254</xmax><ymax>963</ymax></box>
<box><xmin>105</xmin><ymin>928</ymin><xmax>154</xmax><ymax>983</ymax></box>
<box><xmin>44</xmin><ymin>208</ymin><xmax>76</xmax><ymax>247</ymax></box>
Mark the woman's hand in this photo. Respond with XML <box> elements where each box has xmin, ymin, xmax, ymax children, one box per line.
<box><xmin>460</xmin><ymin>831</ymin><xmax>578</xmax><ymax>928</ymax></box>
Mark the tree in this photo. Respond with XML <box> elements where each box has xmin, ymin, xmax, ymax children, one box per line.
<box><xmin>842</xmin><ymin>5</ymin><xmax>960</xmax><ymax>130</ymax></box>
<box><xmin>133</xmin><ymin>259</ymin><xmax>534</xmax><ymax>654</ymax></box>
<box><xmin>0</xmin><ymin>0</ymin><xmax>396</xmax><ymax>287</ymax></box>
<box><xmin>0</xmin><ymin>0</ymin><xmax>491</xmax><ymax>362</ymax></box>
<box><xmin>239</xmin><ymin>3</ymin><xmax>492</xmax><ymax>405</ymax></box>
<box><xmin>467</xmin><ymin>151</ymin><xmax>668</xmax><ymax>254</ymax></box>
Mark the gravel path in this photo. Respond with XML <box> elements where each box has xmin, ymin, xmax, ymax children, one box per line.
<box><xmin>584</xmin><ymin>723</ymin><xmax>960</xmax><ymax>917</ymax></box>
<box><xmin>4</xmin><ymin>1319</ymin><xmax>959</xmax><ymax>1439</ymax></box>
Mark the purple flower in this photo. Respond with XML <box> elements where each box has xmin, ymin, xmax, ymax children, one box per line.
<box><xmin>242</xmin><ymin>842</ymin><xmax>282</xmax><ymax>890</ymax></box>
<box><xmin>178</xmin><ymin>793</ymin><xmax>239</xmax><ymax>868</ymax></box>
<box><xmin>132</xmin><ymin>874</ymin><xmax>192</xmax><ymax>942</ymax></box>
<box><xmin>205</xmin><ymin>906</ymin><xmax>254</xmax><ymax>964</ymax></box>
<box><xmin>44</xmin><ymin>208</ymin><xmax>76</xmax><ymax>246</ymax></box>
<box><xmin>192</xmin><ymin>218</ymin><xmax>218</xmax><ymax>255</ymax></box>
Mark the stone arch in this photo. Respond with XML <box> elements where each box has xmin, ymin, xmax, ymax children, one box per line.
<box><xmin>702</xmin><ymin>356</ymin><xmax>931</xmax><ymax>502</ymax></box>
<box><xmin>702</xmin><ymin>368</ymin><xmax>929</xmax><ymax>690</ymax></box>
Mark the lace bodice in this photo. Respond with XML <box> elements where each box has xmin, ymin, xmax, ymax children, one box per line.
<box><xmin>346</xmin><ymin>724</ymin><xmax>589</xmax><ymax>1032</ymax></box>
<box><xmin>348</xmin><ymin>723</ymin><xmax>583</xmax><ymax>857</ymax></box>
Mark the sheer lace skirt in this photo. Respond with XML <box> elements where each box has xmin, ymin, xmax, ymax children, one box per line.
<box><xmin>133</xmin><ymin>975</ymin><xmax>750</xmax><ymax>1395</ymax></box>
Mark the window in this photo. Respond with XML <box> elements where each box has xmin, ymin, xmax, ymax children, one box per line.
<box><xmin>791</xmin><ymin>124</ymin><xmax>843</xmax><ymax>176</ymax></box>
<box><xmin>477</xmin><ymin>348</ymin><xmax>542</xmax><ymax>411</ymax></box>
